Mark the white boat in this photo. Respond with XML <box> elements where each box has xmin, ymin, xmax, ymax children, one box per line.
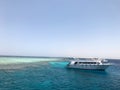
<box><xmin>67</xmin><ymin>58</ymin><xmax>111</xmax><ymax>70</ymax></box>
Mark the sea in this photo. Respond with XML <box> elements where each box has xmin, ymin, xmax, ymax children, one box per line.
<box><xmin>0</xmin><ymin>56</ymin><xmax>120</xmax><ymax>90</ymax></box>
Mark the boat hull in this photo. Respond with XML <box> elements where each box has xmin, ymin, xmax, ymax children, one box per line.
<box><xmin>67</xmin><ymin>64</ymin><xmax>110</xmax><ymax>70</ymax></box>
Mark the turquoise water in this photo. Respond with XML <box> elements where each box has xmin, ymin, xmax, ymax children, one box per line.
<box><xmin>0</xmin><ymin>57</ymin><xmax>120</xmax><ymax>90</ymax></box>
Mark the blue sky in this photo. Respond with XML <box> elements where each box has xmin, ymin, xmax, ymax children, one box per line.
<box><xmin>0</xmin><ymin>0</ymin><xmax>120</xmax><ymax>58</ymax></box>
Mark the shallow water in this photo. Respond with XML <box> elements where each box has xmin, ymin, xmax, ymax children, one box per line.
<box><xmin>0</xmin><ymin>57</ymin><xmax>120</xmax><ymax>90</ymax></box>
<box><xmin>0</xmin><ymin>57</ymin><xmax>60</xmax><ymax>64</ymax></box>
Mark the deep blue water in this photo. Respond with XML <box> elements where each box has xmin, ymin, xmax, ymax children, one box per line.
<box><xmin>0</xmin><ymin>58</ymin><xmax>120</xmax><ymax>90</ymax></box>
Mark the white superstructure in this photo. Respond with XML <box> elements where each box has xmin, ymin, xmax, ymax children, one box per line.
<box><xmin>67</xmin><ymin>58</ymin><xmax>111</xmax><ymax>70</ymax></box>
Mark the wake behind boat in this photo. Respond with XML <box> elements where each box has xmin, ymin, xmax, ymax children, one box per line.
<box><xmin>67</xmin><ymin>58</ymin><xmax>111</xmax><ymax>70</ymax></box>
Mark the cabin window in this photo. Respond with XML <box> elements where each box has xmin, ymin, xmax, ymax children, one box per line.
<box><xmin>79</xmin><ymin>62</ymin><xmax>81</xmax><ymax>64</ymax></box>
<box><xmin>90</xmin><ymin>62</ymin><xmax>96</xmax><ymax>64</ymax></box>
<box><xmin>76</xmin><ymin>62</ymin><xmax>97</xmax><ymax>64</ymax></box>
<box><xmin>74</xmin><ymin>62</ymin><xmax>77</xmax><ymax>65</ymax></box>
<box><xmin>93</xmin><ymin>62</ymin><xmax>96</xmax><ymax>64</ymax></box>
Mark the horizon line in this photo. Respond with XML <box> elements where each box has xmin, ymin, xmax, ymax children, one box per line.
<box><xmin>0</xmin><ymin>55</ymin><xmax>120</xmax><ymax>60</ymax></box>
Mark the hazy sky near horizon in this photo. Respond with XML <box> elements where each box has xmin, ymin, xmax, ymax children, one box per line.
<box><xmin>0</xmin><ymin>0</ymin><xmax>120</xmax><ymax>58</ymax></box>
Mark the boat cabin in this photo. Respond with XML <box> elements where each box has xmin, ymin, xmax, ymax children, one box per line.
<box><xmin>70</xmin><ymin>61</ymin><xmax>100</xmax><ymax>65</ymax></box>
